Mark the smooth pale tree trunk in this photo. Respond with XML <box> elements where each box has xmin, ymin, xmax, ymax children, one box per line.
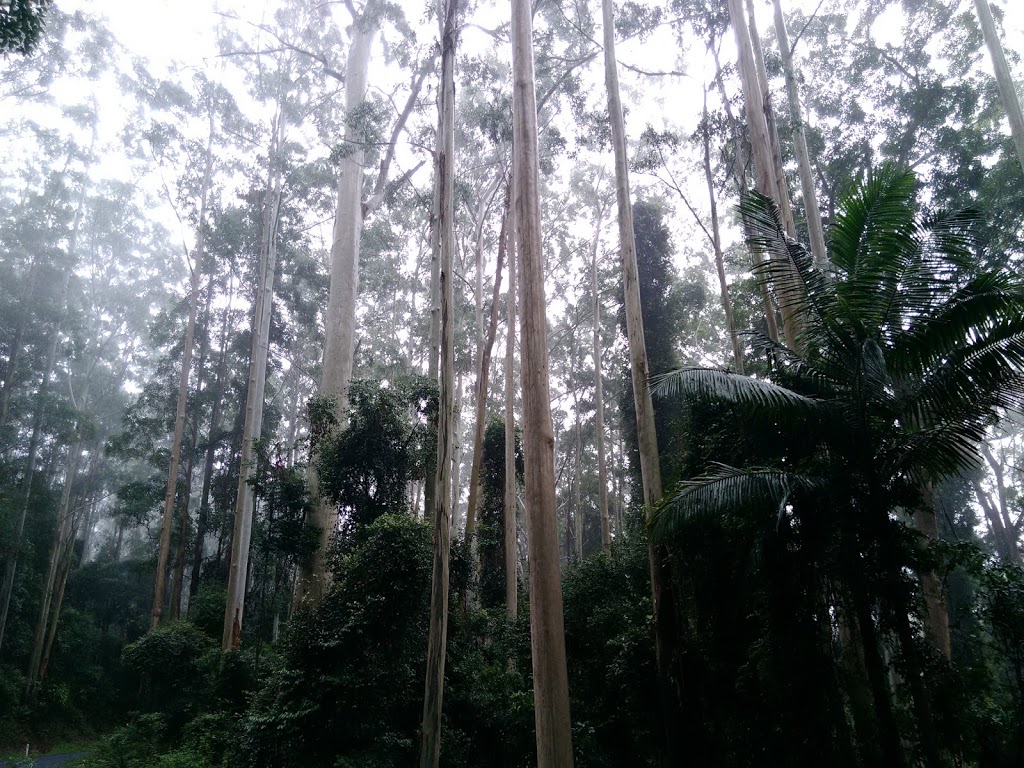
<box><xmin>710</xmin><ymin>43</ymin><xmax>781</xmax><ymax>347</ymax></box>
<box><xmin>295</xmin><ymin>17</ymin><xmax>378</xmax><ymax>609</ymax></box>
<box><xmin>511</xmin><ymin>0</ymin><xmax>575</xmax><ymax>763</ymax></box>
<box><xmin>589</xmin><ymin>211</ymin><xmax>610</xmax><ymax>549</ymax></box>
<box><xmin>745</xmin><ymin>0</ymin><xmax>797</xmax><ymax>238</ymax></box>
<box><xmin>450</xmin><ymin>372</ymin><xmax>464</xmax><ymax>528</ymax></box>
<box><xmin>0</xmin><ymin>175</ymin><xmax>86</xmax><ymax>656</ymax></box>
<box><xmin>974</xmin><ymin>0</ymin><xmax>1024</xmax><ymax>175</ymax></box>
<box><xmin>420</xmin><ymin>2</ymin><xmax>460</xmax><ymax>764</ymax></box>
<box><xmin>504</xmin><ymin>200</ymin><xmax>518</xmax><ymax>618</ymax></box>
<box><xmin>223</xmin><ymin>113</ymin><xmax>285</xmax><ymax>651</ymax></box>
<box><xmin>151</xmin><ymin>119</ymin><xmax>215</xmax><ymax>630</ymax></box>
<box><xmin>571</xmin><ymin>331</ymin><xmax>583</xmax><ymax>560</ymax></box>
<box><xmin>726</xmin><ymin>0</ymin><xmax>803</xmax><ymax>348</ymax></box>
<box><xmin>772</xmin><ymin>0</ymin><xmax>829</xmax><ymax>268</ymax></box>
<box><xmin>464</xmin><ymin>198</ymin><xmax>508</xmax><ymax>543</ymax></box>
<box><xmin>701</xmin><ymin>91</ymin><xmax>744</xmax><ymax>373</ymax></box>
<box><xmin>603</xmin><ymin>3</ymin><xmax>681</xmax><ymax>762</ymax></box>
<box><xmin>424</xmin><ymin>146</ymin><xmax>442</xmax><ymax>525</ymax></box>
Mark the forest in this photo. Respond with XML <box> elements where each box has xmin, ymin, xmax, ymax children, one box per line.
<box><xmin>1</xmin><ymin>0</ymin><xmax>1023</xmax><ymax>766</ymax></box>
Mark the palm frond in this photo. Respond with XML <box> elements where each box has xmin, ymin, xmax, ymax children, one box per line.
<box><xmin>739</xmin><ymin>191</ymin><xmax>837</xmax><ymax>340</ymax></box>
<box><xmin>651</xmin><ymin>463</ymin><xmax>824</xmax><ymax>541</ymax></box>
<box><xmin>653</xmin><ymin>367</ymin><xmax>826</xmax><ymax>415</ymax></box>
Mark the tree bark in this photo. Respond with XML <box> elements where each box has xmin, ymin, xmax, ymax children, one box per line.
<box><xmin>710</xmin><ymin>42</ymin><xmax>781</xmax><ymax>347</ymax></box>
<box><xmin>504</xmin><ymin>194</ymin><xmax>518</xmax><ymax>618</ymax></box>
<box><xmin>726</xmin><ymin>0</ymin><xmax>804</xmax><ymax>348</ymax></box>
<box><xmin>151</xmin><ymin>114</ymin><xmax>215</xmax><ymax>630</ymax></box>
<box><xmin>419</xmin><ymin>1</ymin><xmax>460</xmax><ymax>763</ymax></box>
<box><xmin>589</xmin><ymin>209</ymin><xmax>610</xmax><ymax>549</ymax></box>
<box><xmin>512</xmin><ymin>0</ymin><xmax>575</xmax><ymax>763</ymax></box>
<box><xmin>295</xmin><ymin>12</ymin><xmax>379</xmax><ymax>609</ymax></box>
<box><xmin>464</xmin><ymin>194</ymin><xmax>508</xmax><ymax>543</ymax></box>
<box><xmin>974</xmin><ymin>0</ymin><xmax>1024</xmax><ymax>175</ymax></box>
<box><xmin>772</xmin><ymin>0</ymin><xmax>829</xmax><ymax>268</ymax></box>
<box><xmin>603</xmin><ymin>1</ymin><xmax>682</xmax><ymax>761</ymax></box>
<box><xmin>223</xmin><ymin>111</ymin><xmax>285</xmax><ymax>651</ymax></box>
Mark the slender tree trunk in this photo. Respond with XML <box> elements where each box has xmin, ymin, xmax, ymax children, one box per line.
<box><xmin>464</xmin><ymin>196</ymin><xmax>508</xmax><ymax>543</ymax></box>
<box><xmin>726</xmin><ymin>0</ymin><xmax>803</xmax><ymax>348</ymax></box>
<box><xmin>223</xmin><ymin>112</ymin><xmax>285</xmax><ymax>651</ymax></box>
<box><xmin>26</xmin><ymin>439</ymin><xmax>83</xmax><ymax>697</ymax></box>
<box><xmin>424</xmin><ymin>115</ymin><xmax>443</xmax><ymax>527</ymax></box>
<box><xmin>420</xmin><ymin>2</ymin><xmax>460</xmax><ymax>763</ymax></box>
<box><xmin>40</xmin><ymin>445</ymin><xmax>101</xmax><ymax>682</ymax></box>
<box><xmin>701</xmin><ymin>91</ymin><xmax>744</xmax><ymax>373</ymax></box>
<box><xmin>191</xmin><ymin>298</ymin><xmax>233</xmax><ymax>600</ymax></box>
<box><xmin>512</xmin><ymin>0</ymin><xmax>575</xmax><ymax>762</ymax></box>
<box><xmin>744</xmin><ymin>0</ymin><xmax>797</xmax><ymax>238</ymax></box>
<box><xmin>572</xmin><ymin>331</ymin><xmax>583</xmax><ymax>561</ymax></box>
<box><xmin>152</xmin><ymin>116</ymin><xmax>215</xmax><ymax>630</ymax></box>
<box><xmin>710</xmin><ymin>43</ymin><xmax>781</xmax><ymax>347</ymax></box>
<box><xmin>974</xmin><ymin>0</ymin><xmax>1024</xmax><ymax>175</ymax></box>
<box><xmin>771</xmin><ymin>0</ymin><xmax>829</xmax><ymax>268</ymax></box>
<box><xmin>504</xmin><ymin>197</ymin><xmax>518</xmax><ymax>618</ymax></box>
<box><xmin>603</xmin><ymin>2</ymin><xmax>680</xmax><ymax>762</ymax></box>
<box><xmin>296</xmin><ymin>12</ymin><xmax>380</xmax><ymax>607</ymax></box>
<box><xmin>450</xmin><ymin>372</ymin><xmax>464</xmax><ymax>529</ymax></box>
<box><xmin>589</xmin><ymin>211</ymin><xmax>611</xmax><ymax>549</ymax></box>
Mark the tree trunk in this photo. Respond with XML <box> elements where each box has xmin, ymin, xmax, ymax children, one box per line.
<box><xmin>151</xmin><ymin>114</ymin><xmax>215</xmax><ymax>630</ymax></box>
<box><xmin>710</xmin><ymin>42</ymin><xmax>781</xmax><ymax>348</ymax></box>
<box><xmin>744</xmin><ymin>0</ymin><xmax>797</xmax><ymax>238</ymax></box>
<box><xmin>191</xmin><ymin>295</ymin><xmax>233</xmax><ymax>601</ymax></box>
<box><xmin>571</xmin><ymin>330</ymin><xmax>583</xmax><ymax>561</ymax></box>
<box><xmin>603</xmin><ymin>1</ymin><xmax>680</xmax><ymax>762</ymax></box>
<box><xmin>40</xmin><ymin>444</ymin><xmax>101</xmax><ymax>683</ymax></box>
<box><xmin>223</xmin><ymin>111</ymin><xmax>285</xmax><ymax>651</ymax></box>
<box><xmin>512</xmin><ymin>0</ymin><xmax>575</xmax><ymax>763</ymax></box>
<box><xmin>26</xmin><ymin>439</ymin><xmax>83</xmax><ymax>697</ymax></box>
<box><xmin>726</xmin><ymin>0</ymin><xmax>803</xmax><ymax>348</ymax></box>
<box><xmin>504</xmin><ymin>194</ymin><xmax>518</xmax><ymax>618</ymax></box>
<box><xmin>450</xmin><ymin>372</ymin><xmax>464</xmax><ymax>529</ymax></box>
<box><xmin>589</xmin><ymin>210</ymin><xmax>611</xmax><ymax>549</ymax></box>
<box><xmin>464</xmin><ymin>194</ymin><xmax>508</xmax><ymax>543</ymax></box>
<box><xmin>701</xmin><ymin>90</ymin><xmax>744</xmax><ymax>373</ymax></box>
<box><xmin>295</xmin><ymin>13</ymin><xmax>379</xmax><ymax>609</ymax></box>
<box><xmin>419</xmin><ymin>1</ymin><xmax>460</xmax><ymax>763</ymax></box>
<box><xmin>974</xmin><ymin>0</ymin><xmax>1024</xmax><ymax>175</ymax></box>
<box><xmin>771</xmin><ymin>0</ymin><xmax>829</xmax><ymax>268</ymax></box>
<box><xmin>916</xmin><ymin>483</ymin><xmax>951</xmax><ymax>659</ymax></box>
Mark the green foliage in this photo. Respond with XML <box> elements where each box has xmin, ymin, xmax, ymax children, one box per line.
<box><xmin>0</xmin><ymin>0</ymin><xmax>50</xmax><ymax>55</ymax></box>
<box><xmin>477</xmin><ymin>418</ymin><xmax>523</xmax><ymax>610</ymax></box>
<box><xmin>652</xmin><ymin>167</ymin><xmax>1024</xmax><ymax>765</ymax></box>
<box><xmin>315</xmin><ymin>377</ymin><xmax>436</xmax><ymax>544</ymax></box>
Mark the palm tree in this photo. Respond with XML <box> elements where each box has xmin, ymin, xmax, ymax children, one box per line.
<box><xmin>654</xmin><ymin>167</ymin><xmax>1024</xmax><ymax>768</ymax></box>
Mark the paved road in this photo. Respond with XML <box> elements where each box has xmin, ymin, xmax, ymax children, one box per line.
<box><xmin>0</xmin><ymin>753</ymin><xmax>86</xmax><ymax>767</ymax></box>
